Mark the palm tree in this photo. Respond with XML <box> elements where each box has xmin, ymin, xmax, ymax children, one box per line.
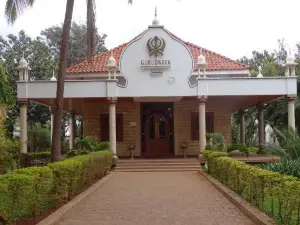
<box><xmin>5</xmin><ymin>0</ymin><xmax>133</xmax><ymax>162</ymax></box>
<box><xmin>5</xmin><ymin>0</ymin><xmax>75</xmax><ymax>162</ymax></box>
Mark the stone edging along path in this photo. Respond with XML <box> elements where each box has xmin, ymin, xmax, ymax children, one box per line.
<box><xmin>37</xmin><ymin>173</ymin><xmax>113</xmax><ymax>225</ymax></box>
<box><xmin>198</xmin><ymin>170</ymin><xmax>276</xmax><ymax>225</ymax></box>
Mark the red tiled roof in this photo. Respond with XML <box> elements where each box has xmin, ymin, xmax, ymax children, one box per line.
<box><xmin>67</xmin><ymin>34</ymin><xmax>249</xmax><ymax>74</ymax></box>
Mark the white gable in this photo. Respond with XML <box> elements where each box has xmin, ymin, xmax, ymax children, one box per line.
<box><xmin>118</xmin><ymin>25</ymin><xmax>195</xmax><ymax>97</ymax></box>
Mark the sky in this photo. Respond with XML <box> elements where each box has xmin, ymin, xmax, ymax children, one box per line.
<box><xmin>0</xmin><ymin>0</ymin><xmax>299</xmax><ymax>60</ymax></box>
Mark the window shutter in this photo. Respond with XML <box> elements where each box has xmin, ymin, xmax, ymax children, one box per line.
<box><xmin>100</xmin><ymin>114</ymin><xmax>109</xmax><ymax>141</ymax></box>
<box><xmin>191</xmin><ymin>112</ymin><xmax>214</xmax><ymax>140</ymax></box>
<box><xmin>206</xmin><ymin>112</ymin><xmax>214</xmax><ymax>133</ymax></box>
<box><xmin>191</xmin><ymin>112</ymin><xmax>199</xmax><ymax>140</ymax></box>
<box><xmin>116</xmin><ymin>114</ymin><xmax>123</xmax><ymax>142</ymax></box>
<box><xmin>100</xmin><ymin>113</ymin><xmax>123</xmax><ymax>142</ymax></box>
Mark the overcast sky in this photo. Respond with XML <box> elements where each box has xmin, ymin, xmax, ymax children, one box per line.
<box><xmin>0</xmin><ymin>0</ymin><xmax>299</xmax><ymax>60</ymax></box>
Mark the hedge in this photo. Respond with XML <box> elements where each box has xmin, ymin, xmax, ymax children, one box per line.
<box><xmin>16</xmin><ymin>152</ymin><xmax>51</xmax><ymax>167</ymax></box>
<box><xmin>49</xmin><ymin>151</ymin><xmax>113</xmax><ymax>201</ymax></box>
<box><xmin>204</xmin><ymin>150</ymin><xmax>300</xmax><ymax>225</ymax></box>
<box><xmin>0</xmin><ymin>150</ymin><xmax>113</xmax><ymax>222</ymax></box>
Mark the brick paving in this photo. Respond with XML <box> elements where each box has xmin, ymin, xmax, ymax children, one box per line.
<box><xmin>58</xmin><ymin>172</ymin><xmax>255</xmax><ymax>225</ymax></box>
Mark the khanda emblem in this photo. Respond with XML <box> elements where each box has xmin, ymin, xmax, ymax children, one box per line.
<box><xmin>147</xmin><ymin>36</ymin><xmax>166</xmax><ymax>57</ymax></box>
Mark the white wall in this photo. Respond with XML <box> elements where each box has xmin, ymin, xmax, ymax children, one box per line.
<box><xmin>197</xmin><ymin>77</ymin><xmax>297</xmax><ymax>96</ymax></box>
<box><xmin>118</xmin><ymin>26</ymin><xmax>196</xmax><ymax>97</ymax></box>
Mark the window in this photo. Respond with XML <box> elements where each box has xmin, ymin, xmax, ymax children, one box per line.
<box><xmin>100</xmin><ymin>114</ymin><xmax>123</xmax><ymax>142</ymax></box>
<box><xmin>191</xmin><ymin>112</ymin><xmax>214</xmax><ymax>140</ymax></box>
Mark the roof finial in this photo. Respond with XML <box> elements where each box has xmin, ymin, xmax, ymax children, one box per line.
<box><xmin>152</xmin><ymin>6</ymin><xmax>159</xmax><ymax>26</ymax></box>
<box><xmin>50</xmin><ymin>70</ymin><xmax>57</xmax><ymax>81</ymax></box>
<box><xmin>257</xmin><ymin>66</ymin><xmax>263</xmax><ymax>78</ymax></box>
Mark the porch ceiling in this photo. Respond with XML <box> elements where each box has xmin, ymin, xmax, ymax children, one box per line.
<box><xmin>29</xmin><ymin>97</ymin><xmax>135</xmax><ymax>115</ymax></box>
<box><xmin>182</xmin><ymin>95</ymin><xmax>284</xmax><ymax>112</ymax></box>
<box><xmin>30</xmin><ymin>95</ymin><xmax>285</xmax><ymax>115</ymax></box>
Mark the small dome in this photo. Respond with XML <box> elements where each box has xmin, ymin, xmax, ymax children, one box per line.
<box><xmin>18</xmin><ymin>57</ymin><xmax>28</xmax><ymax>68</ymax></box>
<box><xmin>107</xmin><ymin>54</ymin><xmax>117</xmax><ymax>69</ymax></box>
<box><xmin>286</xmin><ymin>55</ymin><xmax>296</xmax><ymax>65</ymax></box>
<box><xmin>285</xmin><ymin>49</ymin><xmax>297</xmax><ymax>65</ymax></box>
<box><xmin>197</xmin><ymin>53</ymin><xmax>207</xmax><ymax>66</ymax></box>
<box><xmin>152</xmin><ymin>18</ymin><xmax>160</xmax><ymax>26</ymax></box>
<box><xmin>50</xmin><ymin>71</ymin><xmax>57</xmax><ymax>81</ymax></box>
<box><xmin>257</xmin><ymin>66</ymin><xmax>263</xmax><ymax>77</ymax></box>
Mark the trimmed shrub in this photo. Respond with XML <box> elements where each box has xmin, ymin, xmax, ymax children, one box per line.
<box><xmin>14</xmin><ymin>166</ymin><xmax>53</xmax><ymax>214</ymax></box>
<box><xmin>16</xmin><ymin>152</ymin><xmax>51</xmax><ymax>168</ymax></box>
<box><xmin>77</xmin><ymin>136</ymin><xmax>109</xmax><ymax>152</ymax></box>
<box><xmin>49</xmin><ymin>150</ymin><xmax>113</xmax><ymax>201</ymax></box>
<box><xmin>0</xmin><ymin>174</ymin><xmax>36</xmax><ymax>220</ymax></box>
<box><xmin>206</xmin><ymin>152</ymin><xmax>300</xmax><ymax>224</ymax></box>
<box><xmin>64</xmin><ymin>149</ymin><xmax>90</xmax><ymax>159</ymax></box>
<box><xmin>247</xmin><ymin>146</ymin><xmax>259</xmax><ymax>153</ymax></box>
<box><xmin>0</xmin><ymin>150</ymin><xmax>113</xmax><ymax>222</ymax></box>
<box><xmin>227</xmin><ymin>144</ymin><xmax>248</xmax><ymax>156</ymax></box>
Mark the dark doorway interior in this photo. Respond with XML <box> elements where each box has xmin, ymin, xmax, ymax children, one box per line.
<box><xmin>141</xmin><ymin>102</ymin><xmax>174</xmax><ymax>158</ymax></box>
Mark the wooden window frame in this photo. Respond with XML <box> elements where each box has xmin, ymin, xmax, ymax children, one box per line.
<box><xmin>191</xmin><ymin>112</ymin><xmax>214</xmax><ymax>140</ymax></box>
<box><xmin>100</xmin><ymin>113</ymin><xmax>123</xmax><ymax>142</ymax></box>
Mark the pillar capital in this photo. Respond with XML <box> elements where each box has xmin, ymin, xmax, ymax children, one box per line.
<box><xmin>197</xmin><ymin>96</ymin><xmax>207</xmax><ymax>104</ymax></box>
<box><xmin>256</xmin><ymin>103</ymin><xmax>264</xmax><ymax>110</ymax></box>
<box><xmin>107</xmin><ymin>97</ymin><xmax>117</xmax><ymax>104</ymax></box>
<box><xmin>287</xmin><ymin>96</ymin><xmax>296</xmax><ymax>103</ymax></box>
<box><xmin>238</xmin><ymin>109</ymin><xmax>246</xmax><ymax>116</ymax></box>
<box><xmin>19</xmin><ymin>100</ymin><xmax>28</xmax><ymax>105</ymax></box>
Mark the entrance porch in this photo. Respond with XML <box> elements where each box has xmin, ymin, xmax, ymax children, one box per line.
<box><xmin>24</xmin><ymin>94</ymin><xmax>289</xmax><ymax>158</ymax></box>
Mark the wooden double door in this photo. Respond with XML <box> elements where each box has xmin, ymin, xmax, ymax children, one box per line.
<box><xmin>141</xmin><ymin>103</ymin><xmax>174</xmax><ymax>158</ymax></box>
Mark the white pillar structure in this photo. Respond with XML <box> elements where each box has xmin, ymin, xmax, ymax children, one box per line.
<box><xmin>16</xmin><ymin>53</ymin><xmax>30</xmax><ymax>153</ymax></box>
<box><xmin>239</xmin><ymin>109</ymin><xmax>245</xmax><ymax>145</ymax></box>
<box><xmin>20</xmin><ymin>101</ymin><xmax>28</xmax><ymax>153</ymax></box>
<box><xmin>284</xmin><ymin>49</ymin><xmax>297</xmax><ymax>77</ymax></box>
<box><xmin>198</xmin><ymin>97</ymin><xmax>207</xmax><ymax>154</ymax></box>
<box><xmin>109</xmin><ymin>99</ymin><xmax>117</xmax><ymax>157</ymax></box>
<box><xmin>49</xmin><ymin>107</ymin><xmax>54</xmax><ymax>141</ymax></box>
<box><xmin>287</xmin><ymin>97</ymin><xmax>296</xmax><ymax>130</ymax></box>
<box><xmin>257</xmin><ymin>104</ymin><xmax>265</xmax><ymax>154</ymax></box>
<box><xmin>69</xmin><ymin>116</ymin><xmax>74</xmax><ymax>150</ymax></box>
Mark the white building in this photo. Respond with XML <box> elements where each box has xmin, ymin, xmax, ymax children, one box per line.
<box><xmin>16</xmin><ymin>15</ymin><xmax>297</xmax><ymax>157</ymax></box>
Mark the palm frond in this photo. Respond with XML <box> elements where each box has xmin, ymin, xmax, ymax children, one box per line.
<box><xmin>5</xmin><ymin>0</ymin><xmax>35</xmax><ymax>24</ymax></box>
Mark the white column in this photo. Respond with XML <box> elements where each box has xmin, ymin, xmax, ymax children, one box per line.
<box><xmin>287</xmin><ymin>97</ymin><xmax>296</xmax><ymax>130</ymax></box>
<box><xmin>257</xmin><ymin>104</ymin><xmax>265</xmax><ymax>154</ymax></box>
<box><xmin>49</xmin><ymin>107</ymin><xmax>54</xmax><ymax>142</ymax></box>
<box><xmin>198</xmin><ymin>97</ymin><xmax>207</xmax><ymax>154</ymax></box>
<box><xmin>20</xmin><ymin>101</ymin><xmax>28</xmax><ymax>153</ymax></box>
<box><xmin>109</xmin><ymin>99</ymin><xmax>117</xmax><ymax>157</ymax></box>
<box><xmin>69</xmin><ymin>116</ymin><xmax>74</xmax><ymax>150</ymax></box>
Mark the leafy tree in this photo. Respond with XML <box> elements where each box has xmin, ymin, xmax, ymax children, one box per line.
<box><xmin>0</xmin><ymin>31</ymin><xmax>52</xmax><ymax>136</ymax></box>
<box><xmin>41</xmin><ymin>22</ymin><xmax>107</xmax><ymax>67</ymax></box>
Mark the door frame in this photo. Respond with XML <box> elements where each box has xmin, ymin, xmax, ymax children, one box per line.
<box><xmin>140</xmin><ymin>102</ymin><xmax>174</xmax><ymax>158</ymax></box>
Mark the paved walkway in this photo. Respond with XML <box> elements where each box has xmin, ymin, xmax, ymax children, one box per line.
<box><xmin>58</xmin><ymin>172</ymin><xmax>255</xmax><ymax>225</ymax></box>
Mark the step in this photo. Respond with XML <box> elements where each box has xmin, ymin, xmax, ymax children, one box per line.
<box><xmin>117</xmin><ymin>164</ymin><xmax>200</xmax><ymax>168</ymax></box>
<box><xmin>118</xmin><ymin>159</ymin><xmax>199</xmax><ymax>164</ymax></box>
<box><xmin>117</xmin><ymin>162</ymin><xmax>200</xmax><ymax>167</ymax></box>
<box><xmin>116</xmin><ymin>165</ymin><xmax>200</xmax><ymax>169</ymax></box>
<box><xmin>114</xmin><ymin>168</ymin><xmax>201</xmax><ymax>172</ymax></box>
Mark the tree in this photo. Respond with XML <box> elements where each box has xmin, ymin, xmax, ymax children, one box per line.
<box><xmin>5</xmin><ymin>0</ymin><xmax>75</xmax><ymax>161</ymax></box>
<box><xmin>41</xmin><ymin>22</ymin><xmax>107</xmax><ymax>67</ymax></box>
<box><xmin>0</xmin><ymin>31</ymin><xmax>53</xmax><ymax>137</ymax></box>
<box><xmin>5</xmin><ymin>0</ymin><xmax>133</xmax><ymax>161</ymax></box>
